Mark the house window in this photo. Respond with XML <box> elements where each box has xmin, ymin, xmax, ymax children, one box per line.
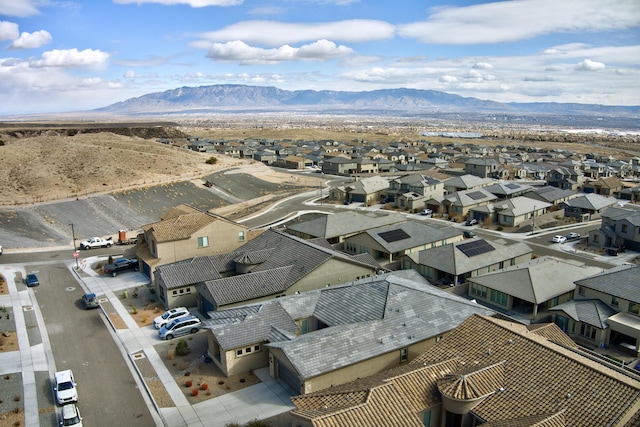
<box><xmin>490</xmin><ymin>289</ymin><xmax>508</xmax><ymax>306</ymax></box>
<box><xmin>423</xmin><ymin>409</ymin><xmax>431</xmax><ymax>427</ymax></box>
<box><xmin>580</xmin><ymin>324</ymin><xmax>597</xmax><ymax>340</ymax></box>
<box><xmin>611</xmin><ymin>296</ymin><xmax>619</xmax><ymax>307</ymax></box>
<box><xmin>593</xmin><ymin>234</ymin><xmax>599</xmax><ymax>243</ymax></box>
<box><xmin>197</xmin><ymin>236</ymin><xmax>209</xmax><ymax>247</ymax></box>
<box><xmin>629</xmin><ymin>303</ymin><xmax>640</xmax><ymax>316</ymax></box>
<box><xmin>236</xmin><ymin>349</ymin><xmax>243</xmax><ymax>356</ymax></box>
<box><xmin>254</xmin><ymin>345</ymin><xmax>260</xmax><ymax>352</ymax></box>
<box><xmin>470</xmin><ymin>283</ymin><xmax>487</xmax><ymax>298</ymax></box>
<box><xmin>245</xmin><ymin>347</ymin><xmax>252</xmax><ymax>354</ymax></box>
<box><xmin>622</xmin><ymin>224</ymin><xmax>628</xmax><ymax>233</ymax></box>
<box><xmin>179</xmin><ymin>289</ymin><xmax>184</xmax><ymax>294</ymax></box>
<box><xmin>172</xmin><ymin>290</ymin><xmax>177</xmax><ymax>296</ymax></box>
<box><xmin>578</xmin><ymin>286</ymin><xmax>585</xmax><ymax>296</ymax></box>
<box><xmin>400</xmin><ymin>347</ymin><xmax>408</xmax><ymax>363</ymax></box>
<box><xmin>238</xmin><ymin>231</ymin><xmax>245</xmax><ymax>242</ymax></box>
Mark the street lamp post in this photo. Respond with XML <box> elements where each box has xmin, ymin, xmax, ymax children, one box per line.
<box><xmin>70</xmin><ymin>223</ymin><xmax>79</xmax><ymax>269</ymax></box>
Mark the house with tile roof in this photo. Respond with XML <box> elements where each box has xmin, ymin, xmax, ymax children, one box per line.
<box><xmin>588</xmin><ymin>205</ymin><xmax>640</xmax><ymax>251</ymax></box>
<box><xmin>136</xmin><ymin>204</ymin><xmax>250</xmax><ymax>283</ymax></box>
<box><xmin>443</xmin><ymin>174</ymin><xmax>494</xmax><ymax>194</ymax></box>
<box><xmin>483</xmin><ymin>181</ymin><xmax>534</xmax><ymax>199</ymax></box>
<box><xmin>441</xmin><ymin>187</ymin><xmax>498</xmax><ymax>221</ymax></box>
<box><xmin>469</xmin><ymin>196</ymin><xmax>552</xmax><ymax>228</ymax></box>
<box><xmin>342</xmin><ymin>220</ymin><xmax>463</xmax><ymax>268</ymax></box>
<box><xmin>553</xmin><ymin>264</ymin><xmax>640</xmax><ymax>357</ymax></box>
<box><xmin>402</xmin><ymin>238</ymin><xmax>533</xmax><ymax>287</ymax></box>
<box><xmin>466</xmin><ymin>256</ymin><xmax>602</xmax><ymax>320</ymax></box>
<box><xmin>290</xmin><ymin>314</ymin><xmax>640</xmax><ymax>427</ymax></box>
<box><xmin>195</xmin><ymin>229</ymin><xmax>381</xmax><ymax>313</ymax></box>
<box><xmin>583</xmin><ymin>176</ymin><xmax>623</xmax><ymax>197</ymax></box>
<box><xmin>562</xmin><ymin>193</ymin><xmax>619</xmax><ymax>221</ymax></box>
<box><xmin>523</xmin><ymin>185</ymin><xmax>578</xmax><ymax>207</ymax></box>
<box><xmin>464</xmin><ymin>157</ymin><xmax>501</xmax><ymax>178</ymax></box>
<box><xmin>329</xmin><ymin>175</ymin><xmax>389</xmax><ymax>205</ymax></box>
<box><xmin>284</xmin><ymin>210</ymin><xmax>407</xmax><ymax>244</ymax></box>
<box><xmin>386</xmin><ymin>174</ymin><xmax>444</xmax><ymax>205</ymax></box>
<box><xmin>201</xmin><ymin>270</ymin><xmax>495</xmax><ymax>393</ymax></box>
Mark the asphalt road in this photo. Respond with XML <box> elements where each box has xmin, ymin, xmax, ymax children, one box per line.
<box><xmin>33</xmin><ymin>263</ymin><xmax>155</xmax><ymax>427</ymax></box>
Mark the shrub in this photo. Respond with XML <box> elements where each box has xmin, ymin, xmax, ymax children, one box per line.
<box><xmin>206</xmin><ymin>157</ymin><xmax>218</xmax><ymax>165</ymax></box>
<box><xmin>191</xmin><ymin>388</ymin><xmax>199</xmax><ymax>396</ymax></box>
<box><xmin>185</xmin><ymin>380</ymin><xmax>192</xmax><ymax>387</ymax></box>
<box><xmin>175</xmin><ymin>339</ymin><xmax>191</xmax><ymax>356</ymax></box>
<box><xmin>200</xmin><ymin>382</ymin><xmax>208</xmax><ymax>390</ymax></box>
<box><xmin>167</xmin><ymin>349</ymin><xmax>175</xmax><ymax>360</ymax></box>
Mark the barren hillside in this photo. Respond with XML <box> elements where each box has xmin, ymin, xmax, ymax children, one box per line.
<box><xmin>0</xmin><ymin>130</ymin><xmax>242</xmax><ymax>206</ymax></box>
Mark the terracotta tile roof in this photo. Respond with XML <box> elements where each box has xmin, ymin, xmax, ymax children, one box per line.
<box><xmin>292</xmin><ymin>314</ymin><xmax>640</xmax><ymax>427</ymax></box>
<box><xmin>437</xmin><ymin>361</ymin><xmax>506</xmax><ymax>400</ymax></box>
<box><xmin>143</xmin><ymin>211</ymin><xmax>218</xmax><ymax>242</ymax></box>
<box><xmin>526</xmin><ymin>323</ymin><xmax>577</xmax><ymax>348</ymax></box>
<box><xmin>292</xmin><ymin>383</ymin><xmax>423</xmax><ymax>427</ymax></box>
<box><xmin>482</xmin><ymin>411</ymin><xmax>566</xmax><ymax>427</ymax></box>
<box><xmin>135</xmin><ymin>242</ymin><xmax>162</xmax><ymax>266</ymax></box>
<box><xmin>159</xmin><ymin>203</ymin><xmax>200</xmax><ymax>220</ymax></box>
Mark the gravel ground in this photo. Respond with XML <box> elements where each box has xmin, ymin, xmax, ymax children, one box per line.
<box><xmin>0</xmin><ymin>168</ymin><xmax>312</xmax><ymax>249</ymax></box>
<box><xmin>0</xmin><ymin>372</ymin><xmax>23</xmax><ymax>418</ymax></box>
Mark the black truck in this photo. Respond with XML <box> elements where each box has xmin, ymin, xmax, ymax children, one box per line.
<box><xmin>103</xmin><ymin>258</ymin><xmax>139</xmax><ymax>277</ymax></box>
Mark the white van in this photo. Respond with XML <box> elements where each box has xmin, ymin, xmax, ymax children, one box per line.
<box><xmin>158</xmin><ymin>316</ymin><xmax>202</xmax><ymax>340</ymax></box>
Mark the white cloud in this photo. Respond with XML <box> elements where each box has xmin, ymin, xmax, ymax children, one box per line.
<box><xmin>113</xmin><ymin>0</ymin><xmax>242</xmax><ymax>7</ymax></box>
<box><xmin>206</xmin><ymin>39</ymin><xmax>352</xmax><ymax>64</ymax></box>
<box><xmin>197</xmin><ymin>19</ymin><xmax>395</xmax><ymax>47</ymax></box>
<box><xmin>575</xmin><ymin>59</ymin><xmax>605</xmax><ymax>71</ymax></box>
<box><xmin>32</xmin><ymin>48</ymin><xmax>110</xmax><ymax>67</ymax></box>
<box><xmin>0</xmin><ymin>0</ymin><xmax>41</xmax><ymax>17</ymax></box>
<box><xmin>8</xmin><ymin>30</ymin><xmax>52</xmax><ymax>49</ymax></box>
<box><xmin>0</xmin><ymin>21</ymin><xmax>20</xmax><ymax>41</ymax></box>
<box><xmin>398</xmin><ymin>0</ymin><xmax>640</xmax><ymax>44</ymax></box>
<box><xmin>473</xmin><ymin>62</ymin><xmax>493</xmax><ymax>69</ymax></box>
<box><xmin>439</xmin><ymin>75</ymin><xmax>458</xmax><ymax>83</ymax></box>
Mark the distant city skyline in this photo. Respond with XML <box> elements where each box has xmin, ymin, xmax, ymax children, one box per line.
<box><xmin>1</xmin><ymin>0</ymin><xmax>638</xmax><ymax>115</ymax></box>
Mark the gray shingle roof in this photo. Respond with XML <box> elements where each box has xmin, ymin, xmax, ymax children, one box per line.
<box><xmin>548</xmin><ymin>299</ymin><xmax>618</xmax><ymax>329</ymax></box>
<box><xmin>602</xmin><ymin>206</ymin><xmax>640</xmax><ymax>226</ymax></box>
<box><xmin>564</xmin><ymin>193</ymin><xmax>618</xmax><ymax>210</ymax></box>
<box><xmin>575</xmin><ymin>264</ymin><xmax>640</xmax><ymax>303</ymax></box>
<box><xmin>286</xmin><ymin>210</ymin><xmax>406</xmax><ymax>239</ymax></box>
<box><xmin>156</xmin><ymin>255</ymin><xmax>234</xmax><ymax>289</ymax></box>
<box><xmin>267</xmin><ymin>270</ymin><xmax>495</xmax><ymax>379</ymax></box>
<box><xmin>405</xmin><ymin>239</ymin><xmax>532</xmax><ymax>276</ymax></box>
<box><xmin>363</xmin><ymin>221</ymin><xmax>462</xmax><ymax>252</ymax></box>
<box><xmin>468</xmin><ymin>256</ymin><xmax>602</xmax><ymax>304</ymax></box>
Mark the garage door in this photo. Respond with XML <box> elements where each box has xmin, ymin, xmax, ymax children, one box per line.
<box><xmin>277</xmin><ymin>359</ymin><xmax>301</xmax><ymax>394</ymax></box>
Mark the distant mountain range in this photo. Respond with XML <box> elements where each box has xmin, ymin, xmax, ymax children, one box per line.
<box><xmin>96</xmin><ymin>84</ymin><xmax>639</xmax><ymax>119</ymax></box>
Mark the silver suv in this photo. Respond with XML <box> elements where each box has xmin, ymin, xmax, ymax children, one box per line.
<box><xmin>158</xmin><ymin>316</ymin><xmax>202</xmax><ymax>340</ymax></box>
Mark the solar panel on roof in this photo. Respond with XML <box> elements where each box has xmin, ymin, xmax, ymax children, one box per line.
<box><xmin>505</xmin><ymin>183</ymin><xmax>520</xmax><ymax>190</ymax></box>
<box><xmin>467</xmin><ymin>191</ymin><xmax>487</xmax><ymax>200</ymax></box>
<box><xmin>378</xmin><ymin>229</ymin><xmax>411</xmax><ymax>243</ymax></box>
<box><xmin>456</xmin><ymin>239</ymin><xmax>495</xmax><ymax>257</ymax></box>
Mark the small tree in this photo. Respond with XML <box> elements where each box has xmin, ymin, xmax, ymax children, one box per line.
<box><xmin>206</xmin><ymin>156</ymin><xmax>218</xmax><ymax>165</ymax></box>
<box><xmin>175</xmin><ymin>338</ymin><xmax>191</xmax><ymax>356</ymax></box>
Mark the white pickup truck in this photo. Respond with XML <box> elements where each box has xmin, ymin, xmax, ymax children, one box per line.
<box><xmin>79</xmin><ymin>236</ymin><xmax>113</xmax><ymax>250</ymax></box>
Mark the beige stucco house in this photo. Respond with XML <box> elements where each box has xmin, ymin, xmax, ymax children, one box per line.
<box><xmin>136</xmin><ymin>204</ymin><xmax>250</xmax><ymax>283</ymax></box>
<box><xmin>202</xmin><ymin>270</ymin><xmax>495</xmax><ymax>393</ymax></box>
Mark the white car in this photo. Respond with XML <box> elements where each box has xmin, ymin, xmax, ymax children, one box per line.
<box><xmin>420</xmin><ymin>209</ymin><xmax>433</xmax><ymax>215</ymax></box>
<box><xmin>551</xmin><ymin>235</ymin><xmax>567</xmax><ymax>243</ymax></box>
<box><xmin>60</xmin><ymin>403</ymin><xmax>83</xmax><ymax>426</ymax></box>
<box><xmin>54</xmin><ymin>370</ymin><xmax>78</xmax><ymax>405</ymax></box>
<box><xmin>154</xmin><ymin>307</ymin><xmax>190</xmax><ymax>329</ymax></box>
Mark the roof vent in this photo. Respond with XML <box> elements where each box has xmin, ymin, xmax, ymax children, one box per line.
<box><xmin>499</xmin><ymin>387</ymin><xmax>505</xmax><ymax>392</ymax></box>
<box><xmin>508</xmin><ymin>339</ymin><xmax>514</xmax><ymax>344</ymax></box>
<box><xmin>379</xmin><ymin>338</ymin><xmax>384</xmax><ymax>344</ymax></box>
<box><xmin>566</xmin><ymin>393</ymin><xmax>572</xmax><ymax>399</ymax></box>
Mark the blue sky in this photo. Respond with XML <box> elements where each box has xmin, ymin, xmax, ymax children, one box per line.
<box><xmin>1</xmin><ymin>0</ymin><xmax>638</xmax><ymax>115</ymax></box>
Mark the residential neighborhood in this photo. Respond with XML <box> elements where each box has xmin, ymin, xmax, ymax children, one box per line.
<box><xmin>2</xmin><ymin>132</ymin><xmax>640</xmax><ymax>427</ymax></box>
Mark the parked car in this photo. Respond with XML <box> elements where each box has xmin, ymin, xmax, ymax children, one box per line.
<box><xmin>463</xmin><ymin>230</ymin><xmax>476</xmax><ymax>238</ymax></box>
<box><xmin>465</xmin><ymin>218</ymin><xmax>478</xmax><ymax>226</ymax></box>
<box><xmin>552</xmin><ymin>235</ymin><xmax>567</xmax><ymax>243</ymax></box>
<box><xmin>606</xmin><ymin>246</ymin><xmax>625</xmax><ymax>256</ymax></box>
<box><xmin>565</xmin><ymin>232</ymin><xmax>581</xmax><ymax>240</ymax></box>
<box><xmin>60</xmin><ymin>403</ymin><xmax>83</xmax><ymax>426</ymax></box>
<box><xmin>154</xmin><ymin>307</ymin><xmax>190</xmax><ymax>329</ymax></box>
<box><xmin>54</xmin><ymin>369</ymin><xmax>78</xmax><ymax>405</ymax></box>
<box><xmin>158</xmin><ymin>316</ymin><xmax>202</xmax><ymax>340</ymax></box>
<box><xmin>25</xmin><ymin>273</ymin><xmax>39</xmax><ymax>287</ymax></box>
<box><xmin>420</xmin><ymin>208</ymin><xmax>433</xmax><ymax>215</ymax></box>
<box><xmin>103</xmin><ymin>257</ymin><xmax>139</xmax><ymax>277</ymax></box>
<box><xmin>81</xmin><ymin>293</ymin><xmax>99</xmax><ymax>309</ymax></box>
<box><xmin>0</xmin><ymin>244</ymin><xmax>3</xmax><ymax>255</ymax></box>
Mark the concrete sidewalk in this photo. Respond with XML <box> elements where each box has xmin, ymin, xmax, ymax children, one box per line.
<box><xmin>75</xmin><ymin>259</ymin><xmax>295</xmax><ymax>427</ymax></box>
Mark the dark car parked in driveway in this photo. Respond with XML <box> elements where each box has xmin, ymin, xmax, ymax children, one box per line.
<box><xmin>103</xmin><ymin>258</ymin><xmax>139</xmax><ymax>277</ymax></box>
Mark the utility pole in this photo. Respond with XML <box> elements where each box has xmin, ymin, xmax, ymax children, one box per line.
<box><xmin>531</xmin><ymin>205</ymin><xmax>536</xmax><ymax>235</ymax></box>
<box><xmin>70</xmin><ymin>223</ymin><xmax>79</xmax><ymax>269</ymax></box>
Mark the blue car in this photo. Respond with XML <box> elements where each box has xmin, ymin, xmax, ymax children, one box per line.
<box><xmin>25</xmin><ymin>273</ymin><xmax>39</xmax><ymax>287</ymax></box>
